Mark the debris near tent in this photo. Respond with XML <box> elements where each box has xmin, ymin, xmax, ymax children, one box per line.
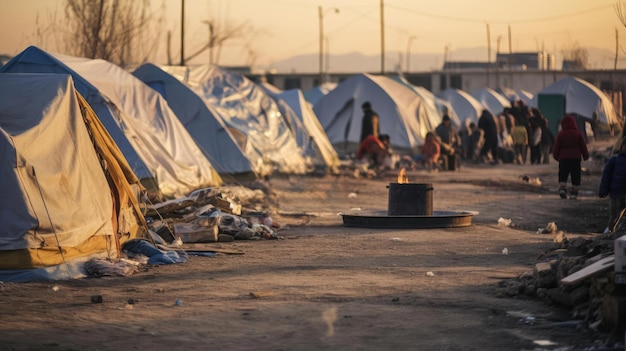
<box><xmin>496</xmin><ymin>226</ymin><xmax>626</xmax><ymax>337</ymax></box>
<box><xmin>144</xmin><ymin>182</ymin><xmax>283</xmax><ymax>245</ymax></box>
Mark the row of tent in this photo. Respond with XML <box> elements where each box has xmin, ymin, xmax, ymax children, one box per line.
<box><xmin>0</xmin><ymin>46</ymin><xmax>344</xmax><ymax>281</ymax></box>
<box><xmin>304</xmin><ymin>74</ymin><xmax>620</xmax><ymax>155</ymax></box>
<box><xmin>0</xmin><ymin>45</ymin><xmax>620</xmax><ymax>281</ymax></box>
<box><xmin>0</xmin><ymin>46</ymin><xmax>342</xmax><ymax>200</ymax></box>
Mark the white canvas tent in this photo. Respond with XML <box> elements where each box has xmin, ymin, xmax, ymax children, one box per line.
<box><xmin>436</xmin><ymin>88</ymin><xmax>484</xmax><ymax>125</ymax></box>
<box><xmin>0</xmin><ymin>73</ymin><xmax>147</xmax><ymax>282</ymax></box>
<box><xmin>393</xmin><ymin>76</ymin><xmax>454</xmax><ymax>130</ymax></box>
<box><xmin>313</xmin><ymin>73</ymin><xmax>431</xmax><ymax>155</ymax></box>
<box><xmin>496</xmin><ymin>86</ymin><xmax>533</xmax><ymax>106</ymax></box>
<box><xmin>532</xmin><ymin>76</ymin><xmax>619</xmax><ymax>125</ymax></box>
<box><xmin>0</xmin><ymin>47</ymin><xmax>222</xmax><ymax>198</ymax></box>
<box><xmin>133</xmin><ymin>63</ymin><xmax>257</xmax><ymax>179</ymax></box>
<box><xmin>304</xmin><ymin>82</ymin><xmax>337</xmax><ymax>106</ymax></box>
<box><xmin>159</xmin><ymin>65</ymin><xmax>310</xmax><ymax>175</ymax></box>
<box><xmin>471</xmin><ymin>88</ymin><xmax>511</xmax><ymax>116</ymax></box>
<box><xmin>270</xmin><ymin>89</ymin><xmax>340</xmax><ymax>171</ymax></box>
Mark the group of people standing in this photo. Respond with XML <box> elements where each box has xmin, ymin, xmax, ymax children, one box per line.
<box><xmin>420</xmin><ymin>100</ymin><xmax>556</xmax><ymax>171</ymax></box>
<box><xmin>460</xmin><ymin>100</ymin><xmax>556</xmax><ymax>166</ymax></box>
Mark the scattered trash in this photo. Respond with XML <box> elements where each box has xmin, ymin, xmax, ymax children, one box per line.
<box><xmin>348</xmin><ymin>192</ymin><xmax>358</xmax><ymax>199</ymax></box>
<box><xmin>533</xmin><ymin>340</ymin><xmax>557</xmax><ymax>346</ymax></box>
<box><xmin>537</xmin><ymin>222</ymin><xmax>557</xmax><ymax>234</ymax></box>
<box><xmin>390</xmin><ymin>237</ymin><xmax>402</xmax><ymax>241</ymax></box>
<box><xmin>349</xmin><ymin>208</ymin><xmax>362</xmax><ymax>212</ymax></box>
<box><xmin>123</xmin><ymin>239</ymin><xmax>187</xmax><ymax>265</ymax></box>
<box><xmin>502</xmin><ymin>248</ymin><xmax>509</xmax><ymax>255</ymax></box>
<box><xmin>51</xmin><ymin>286</ymin><xmax>59</xmax><ymax>292</ymax></box>
<box><xmin>426</xmin><ymin>271</ymin><xmax>435</xmax><ymax>277</ymax></box>
<box><xmin>391</xmin><ymin>297</ymin><xmax>399</xmax><ymax>302</ymax></box>
<box><xmin>84</xmin><ymin>258</ymin><xmax>138</xmax><ymax>277</ymax></box>
<box><xmin>520</xmin><ymin>175</ymin><xmax>542</xmax><ymax>186</ymax></box>
<box><xmin>175</xmin><ymin>237</ymin><xmax>183</xmax><ymax>247</ymax></box>
<box><xmin>553</xmin><ymin>231</ymin><xmax>567</xmax><ymax>244</ymax></box>
<box><xmin>322</xmin><ymin>306</ymin><xmax>338</xmax><ymax>337</ymax></box>
<box><xmin>174</xmin><ymin>299</ymin><xmax>182</xmax><ymax>306</ymax></box>
<box><xmin>90</xmin><ymin>295</ymin><xmax>103</xmax><ymax>304</ymax></box>
<box><xmin>249</xmin><ymin>291</ymin><xmax>274</xmax><ymax>298</ymax></box>
<box><xmin>156</xmin><ymin>288</ymin><xmax>165</xmax><ymax>293</ymax></box>
<box><xmin>497</xmin><ymin>217</ymin><xmax>512</xmax><ymax>227</ymax></box>
<box><xmin>127</xmin><ymin>298</ymin><xmax>136</xmax><ymax>305</ymax></box>
<box><xmin>524</xmin><ymin>316</ymin><xmax>536</xmax><ymax>324</ymax></box>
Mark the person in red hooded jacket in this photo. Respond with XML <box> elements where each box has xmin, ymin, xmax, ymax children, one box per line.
<box><xmin>552</xmin><ymin>114</ymin><xmax>589</xmax><ymax>199</ymax></box>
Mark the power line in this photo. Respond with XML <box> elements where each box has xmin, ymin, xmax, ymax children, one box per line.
<box><xmin>271</xmin><ymin>5</ymin><xmax>378</xmax><ymax>62</ymax></box>
<box><xmin>385</xmin><ymin>3</ymin><xmax>613</xmax><ymax>25</ymax></box>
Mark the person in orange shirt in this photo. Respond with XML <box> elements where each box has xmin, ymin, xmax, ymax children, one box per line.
<box><xmin>421</xmin><ymin>132</ymin><xmax>441</xmax><ymax>172</ymax></box>
<box><xmin>356</xmin><ymin>134</ymin><xmax>390</xmax><ymax>168</ymax></box>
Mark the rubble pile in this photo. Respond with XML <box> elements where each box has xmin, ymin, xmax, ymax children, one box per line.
<box><xmin>144</xmin><ymin>181</ymin><xmax>282</xmax><ymax>244</ymax></box>
<box><xmin>496</xmin><ymin>227</ymin><xmax>625</xmax><ymax>336</ymax></box>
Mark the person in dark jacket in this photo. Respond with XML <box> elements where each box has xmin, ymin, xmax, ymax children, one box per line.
<box><xmin>553</xmin><ymin>114</ymin><xmax>589</xmax><ymax>199</ymax></box>
<box><xmin>360</xmin><ymin>101</ymin><xmax>380</xmax><ymax>143</ymax></box>
<box><xmin>478</xmin><ymin>109</ymin><xmax>499</xmax><ymax>164</ymax></box>
<box><xmin>435</xmin><ymin>114</ymin><xmax>461</xmax><ymax>170</ymax></box>
<box><xmin>599</xmin><ymin>138</ymin><xmax>626</xmax><ymax>232</ymax></box>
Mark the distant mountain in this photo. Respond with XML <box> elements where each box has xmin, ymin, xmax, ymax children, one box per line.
<box><xmin>263</xmin><ymin>47</ymin><xmax>619</xmax><ymax>74</ymax></box>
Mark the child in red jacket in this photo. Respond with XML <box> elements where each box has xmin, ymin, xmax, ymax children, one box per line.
<box><xmin>552</xmin><ymin>115</ymin><xmax>589</xmax><ymax>199</ymax></box>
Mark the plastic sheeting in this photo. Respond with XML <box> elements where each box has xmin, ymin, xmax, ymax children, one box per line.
<box><xmin>160</xmin><ymin>65</ymin><xmax>310</xmax><ymax>175</ymax></box>
<box><xmin>133</xmin><ymin>63</ymin><xmax>257</xmax><ymax>178</ymax></box>
<box><xmin>264</xmin><ymin>88</ymin><xmax>340</xmax><ymax>171</ymax></box>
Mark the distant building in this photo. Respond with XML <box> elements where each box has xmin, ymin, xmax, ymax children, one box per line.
<box><xmin>222</xmin><ymin>65</ymin><xmax>252</xmax><ymax>74</ymax></box>
<box><xmin>443</xmin><ymin>61</ymin><xmax>497</xmax><ymax>70</ymax></box>
<box><xmin>496</xmin><ymin>52</ymin><xmax>556</xmax><ymax>70</ymax></box>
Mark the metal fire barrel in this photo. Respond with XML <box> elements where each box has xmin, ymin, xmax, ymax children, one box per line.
<box><xmin>387</xmin><ymin>183</ymin><xmax>433</xmax><ymax>216</ymax></box>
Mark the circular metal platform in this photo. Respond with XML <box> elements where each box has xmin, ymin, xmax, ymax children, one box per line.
<box><xmin>341</xmin><ymin>210</ymin><xmax>478</xmax><ymax>229</ymax></box>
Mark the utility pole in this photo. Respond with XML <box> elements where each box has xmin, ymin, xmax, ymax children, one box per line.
<box><xmin>180</xmin><ymin>0</ymin><xmax>185</xmax><ymax>66</ymax></box>
<box><xmin>406</xmin><ymin>36</ymin><xmax>416</xmax><ymax>73</ymax></box>
<box><xmin>486</xmin><ymin>22</ymin><xmax>491</xmax><ymax>87</ymax></box>
<box><xmin>615</xmin><ymin>28</ymin><xmax>618</xmax><ymax>106</ymax></box>
<box><xmin>496</xmin><ymin>36</ymin><xmax>501</xmax><ymax>86</ymax></box>
<box><xmin>380</xmin><ymin>0</ymin><xmax>385</xmax><ymax>75</ymax></box>
<box><xmin>318</xmin><ymin>6</ymin><xmax>323</xmax><ymax>85</ymax></box>
<box><xmin>508</xmin><ymin>25</ymin><xmax>513</xmax><ymax>87</ymax></box>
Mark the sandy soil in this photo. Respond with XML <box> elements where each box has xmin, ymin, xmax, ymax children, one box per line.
<box><xmin>0</xmin><ymin>140</ymin><xmax>616</xmax><ymax>351</ymax></box>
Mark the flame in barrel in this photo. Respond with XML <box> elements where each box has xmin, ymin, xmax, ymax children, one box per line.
<box><xmin>397</xmin><ymin>168</ymin><xmax>409</xmax><ymax>184</ymax></box>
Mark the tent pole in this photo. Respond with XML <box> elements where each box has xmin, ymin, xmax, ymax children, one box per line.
<box><xmin>32</xmin><ymin>166</ymin><xmax>71</xmax><ymax>279</ymax></box>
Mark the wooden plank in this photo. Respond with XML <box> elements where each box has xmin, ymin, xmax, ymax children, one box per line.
<box><xmin>180</xmin><ymin>244</ymin><xmax>244</xmax><ymax>255</ymax></box>
<box><xmin>561</xmin><ymin>256</ymin><xmax>615</xmax><ymax>285</ymax></box>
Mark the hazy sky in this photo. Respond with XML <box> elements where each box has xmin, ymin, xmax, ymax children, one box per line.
<box><xmin>1</xmin><ymin>0</ymin><xmax>622</xmax><ymax>69</ymax></box>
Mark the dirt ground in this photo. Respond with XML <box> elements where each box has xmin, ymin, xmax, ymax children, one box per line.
<box><xmin>0</xmin><ymin>139</ymin><xmax>619</xmax><ymax>351</ymax></box>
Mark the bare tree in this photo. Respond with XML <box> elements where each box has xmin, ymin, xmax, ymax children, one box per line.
<box><xmin>184</xmin><ymin>19</ymin><xmax>251</xmax><ymax>65</ymax></box>
<box><xmin>60</xmin><ymin>0</ymin><xmax>163</xmax><ymax>68</ymax></box>
<box><xmin>561</xmin><ymin>41</ymin><xmax>589</xmax><ymax>70</ymax></box>
<box><xmin>616</xmin><ymin>1</ymin><xmax>626</xmax><ymax>27</ymax></box>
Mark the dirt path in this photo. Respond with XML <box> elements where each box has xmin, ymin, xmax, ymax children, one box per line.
<box><xmin>0</xmin><ymin>142</ymin><xmax>614</xmax><ymax>351</ymax></box>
